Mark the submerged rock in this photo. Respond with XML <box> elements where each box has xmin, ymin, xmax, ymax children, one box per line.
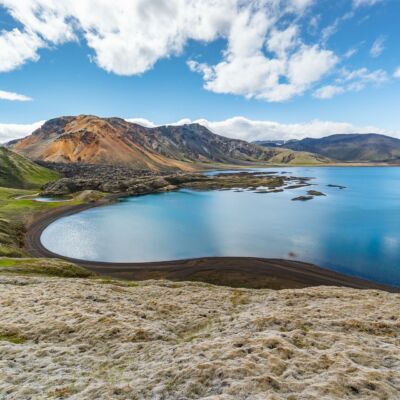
<box><xmin>327</xmin><ymin>184</ymin><xmax>346</xmax><ymax>189</ymax></box>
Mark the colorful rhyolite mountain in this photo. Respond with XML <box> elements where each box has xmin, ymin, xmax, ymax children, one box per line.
<box><xmin>8</xmin><ymin>115</ymin><xmax>329</xmax><ymax>170</ymax></box>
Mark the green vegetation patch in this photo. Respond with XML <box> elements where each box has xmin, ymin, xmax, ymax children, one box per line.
<box><xmin>0</xmin><ymin>331</ymin><xmax>26</xmax><ymax>344</ymax></box>
<box><xmin>0</xmin><ymin>245</ymin><xmax>28</xmax><ymax>258</ymax></box>
<box><xmin>0</xmin><ymin>257</ymin><xmax>95</xmax><ymax>278</ymax></box>
<box><xmin>0</xmin><ymin>147</ymin><xmax>59</xmax><ymax>189</ymax></box>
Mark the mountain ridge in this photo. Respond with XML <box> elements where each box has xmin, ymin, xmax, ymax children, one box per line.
<box><xmin>255</xmin><ymin>133</ymin><xmax>400</xmax><ymax>163</ymax></box>
<box><xmin>8</xmin><ymin>115</ymin><xmax>330</xmax><ymax>170</ymax></box>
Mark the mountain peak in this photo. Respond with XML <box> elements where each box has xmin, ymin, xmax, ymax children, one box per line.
<box><xmin>8</xmin><ymin>115</ymin><xmax>330</xmax><ymax>169</ymax></box>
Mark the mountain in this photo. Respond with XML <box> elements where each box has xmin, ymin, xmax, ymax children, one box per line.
<box><xmin>0</xmin><ymin>147</ymin><xmax>59</xmax><ymax>188</ymax></box>
<box><xmin>276</xmin><ymin>134</ymin><xmax>400</xmax><ymax>163</ymax></box>
<box><xmin>8</xmin><ymin>115</ymin><xmax>329</xmax><ymax>170</ymax></box>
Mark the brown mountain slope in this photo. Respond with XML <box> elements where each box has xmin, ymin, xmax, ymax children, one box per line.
<box><xmin>9</xmin><ymin>115</ymin><xmax>330</xmax><ymax>170</ymax></box>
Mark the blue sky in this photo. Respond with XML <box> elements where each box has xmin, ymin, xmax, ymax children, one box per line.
<box><xmin>0</xmin><ymin>0</ymin><xmax>399</xmax><ymax>142</ymax></box>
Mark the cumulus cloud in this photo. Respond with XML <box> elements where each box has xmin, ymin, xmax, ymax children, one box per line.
<box><xmin>0</xmin><ymin>0</ymin><xmax>341</xmax><ymax>102</ymax></box>
<box><xmin>0</xmin><ymin>28</ymin><xmax>43</xmax><ymax>72</ymax></box>
<box><xmin>0</xmin><ymin>90</ymin><xmax>32</xmax><ymax>101</ymax></box>
<box><xmin>394</xmin><ymin>68</ymin><xmax>400</xmax><ymax>79</ymax></box>
<box><xmin>0</xmin><ymin>120</ymin><xmax>44</xmax><ymax>143</ymax></box>
<box><xmin>0</xmin><ymin>0</ymin><xmax>391</xmax><ymax>102</ymax></box>
<box><xmin>0</xmin><ymin>0</ymin><xmax>238</xmax><ymax>75</ymax></box>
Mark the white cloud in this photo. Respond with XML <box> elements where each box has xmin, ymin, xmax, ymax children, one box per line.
<box><xmin>288</xmin><ymin>46</ymin><xmax>338</xmax><ymax>87</ymax></box>
<box><xmin>0</xmin><ymin>28</ymin><xmax>43</xmax><ymax>72</ymax></box>
<box><xmin>339</xmin><ymin>68</ymin><xmax>386</xmax><ymax>83</ymax></box>
<box><xmin>0</xmin><ymin>90</ymin><xmax>32</xmax><ymax>101</ymax></box>
<box><xmin>0</xmin><ymin>0</ymin><xmax>341</xmax><ymax>102</ymax></box>
<box><xmin>313</xmin><ymin>85</ymin><xmax>345</xmax><ymax>99</ymax></box>
<box><xmin>125</xmin><ymin>118</ymin><xmax>156</xmax><ymax>128</ymax></box>
<box><xmin>0</xmin><ymin>0</ymin><xmax>392</xmax><ymax>102</ymax></box>
<box><xmin>394</xmin><ymin>67</ymin><xmax>400</xmax><ymax>79</ymax></box>
<box><xmin>353</xmin><ymin>0</ymin><xmax>383</xmax><ymax>7</ymax></box>
<box><xmin>0</xmin><ymin>0</ymin><xmax>236</xmax><ymax>75</ymax></box>
<box><xmin>0</xmin><ymin>120</ymin><xmax>44</xmax><ymax>143</ymax></box>
<box><xmin>267</xmin><ymin>26</ymin><xmax>298</xmax><ymax>57</ymax></box>
<box><xmin>313</xmin><ymin>67</ymin><xmax>388</xmax><ymax>99</ymax></box>
<box><xmin>370</xmin><ymin>36</ymin><xmax>385</xmax><ymax>58</ymax></box>
<box><xmin>190</xmin><ymin>44</ymin><xmax>338</xmax><ymax>102</ymax></box>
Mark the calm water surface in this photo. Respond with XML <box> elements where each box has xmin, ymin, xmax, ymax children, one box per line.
<box><xmin>41</xmin><ymin>167</ymin><xmax>400</xmax><ymax>287</ymax></box>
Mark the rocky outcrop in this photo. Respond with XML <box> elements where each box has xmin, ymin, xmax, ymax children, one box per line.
<box><xmin>40</xmin><ymin>166</ymin><xmax>312</xmax><ymax>197</ymax></box>
<box><xmin>1</xmin><ymin>276</ymin><xmax>399</xmax><ymax>399</ymax></box>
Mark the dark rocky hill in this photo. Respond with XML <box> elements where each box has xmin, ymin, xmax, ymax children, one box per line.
<box><xmin>275</xmin><ymin>133</ymin><xmax>400</xmax><ymax>163</ymax></box>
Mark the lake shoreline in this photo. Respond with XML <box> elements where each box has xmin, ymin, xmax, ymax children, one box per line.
<box><xmin>24</xmin><ymin>196</ymin><xmax>399</xmax><ymax>292</ymax></box>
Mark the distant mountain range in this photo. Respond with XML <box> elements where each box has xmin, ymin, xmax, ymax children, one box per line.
<box><xmin>0</xmin><ymin>147</ymin><xmax>59</xmax><ymax>189</ymax></box>
<box><xmin>7</xmin><ymin>115</ymin><xmax>328</xmax><ymax>170</ymax></box>
<box><xmin>255</xmin><ymin>134</ymin><xmax>400</xmax><ymax>163</ymax></box>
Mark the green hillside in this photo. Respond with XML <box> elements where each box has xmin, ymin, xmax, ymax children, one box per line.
<box><xmin>0</xmin><ymin>147</ymin><xmax>59</xmax><ymax>188</ymax></box>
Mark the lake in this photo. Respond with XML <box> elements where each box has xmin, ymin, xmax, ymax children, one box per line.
<box><xmin>41</xmin><ymin>167</ymin><xmax>400</xmax><ymax>287</ymax></box>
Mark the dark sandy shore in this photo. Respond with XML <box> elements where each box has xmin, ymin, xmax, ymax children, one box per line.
<box><xmin>24</xmin><ymin>200</ymin><xmax>398</xmax><ymax>292</ymax></box>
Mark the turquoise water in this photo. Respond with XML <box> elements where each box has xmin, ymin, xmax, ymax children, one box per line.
<box><xmin>41</xmin><ymin>167</ymin><xmax>400</xmax><ymax>287</ymax></box>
